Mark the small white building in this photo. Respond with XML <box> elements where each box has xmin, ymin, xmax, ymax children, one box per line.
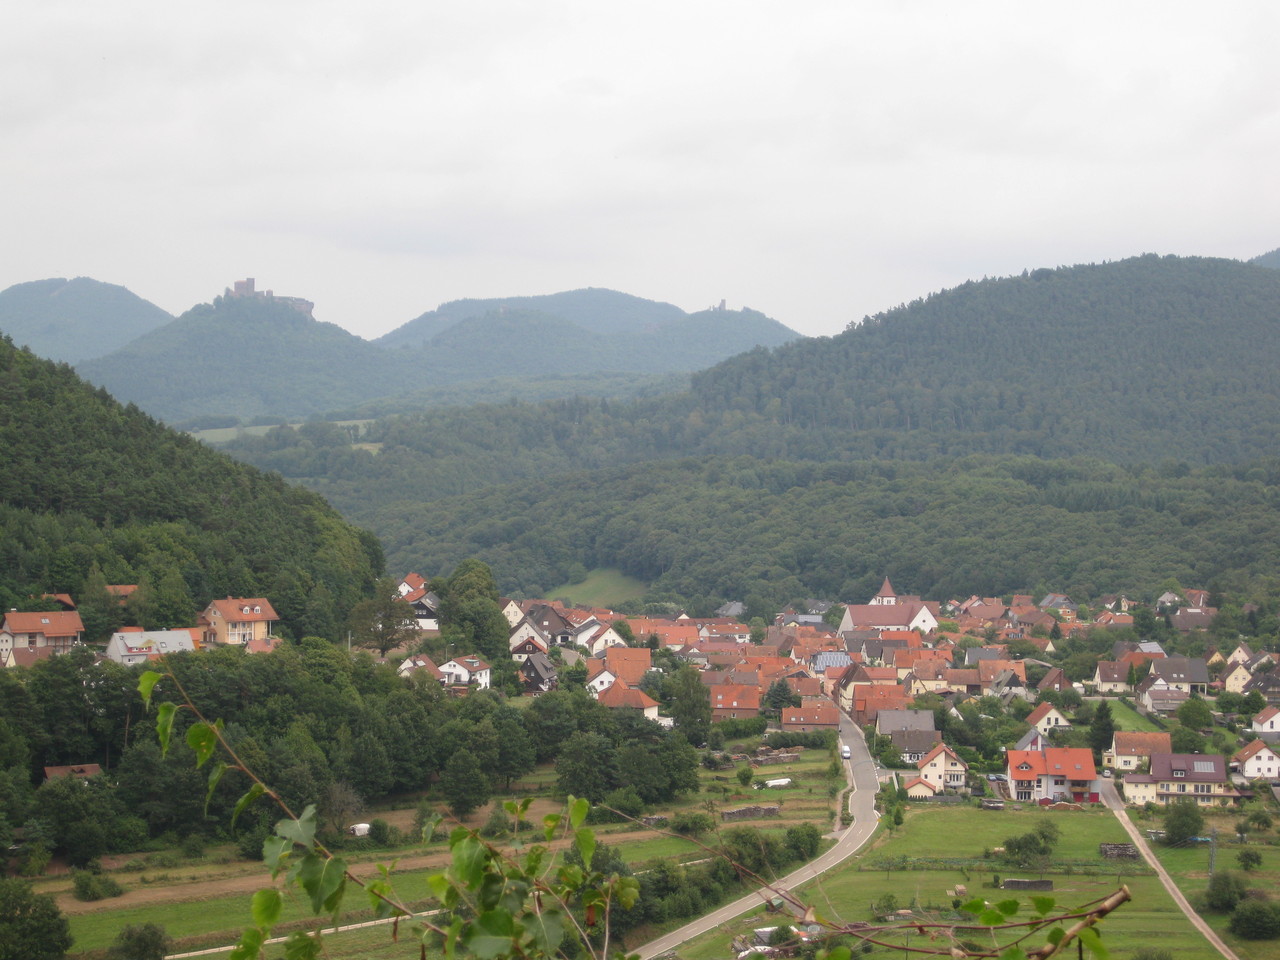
<box><xmin>1235</xmin><ymin>739</ymin><xmax>1280</xmax><ymax>781</ymax></box>
<box><xmin>439</xmin><ymin>655</ymin><xmax>491</xmax><ymax>690</ymax></box>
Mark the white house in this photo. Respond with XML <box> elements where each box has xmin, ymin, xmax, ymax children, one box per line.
<box><xmin>439</xmin><ymin>655</ymin><xmax>491</xmax><ymax>690</ymax></box>
<box><xmin>1024</xmin><ymin>702</ymin><xmax>1070</xmax><ymax>737</ymax></box>
<box><xmin>1235</xmin><ymin>739</ymin><xmax>1280</xmax><ymax>781</ymax></box>
<box><xmin>916</xmin><ymin>743</ymin><xmax>968</xmax><ymax>793</ymax></box>
<box><xmin>103</xmin><ymin>629</ymin><xmax>197</xmax><ymax>666</ymax></box>
<box><xmin>1252</xmin><ymin>705</ymin><xmax>1280</xmax><ymax>739</ymax></box>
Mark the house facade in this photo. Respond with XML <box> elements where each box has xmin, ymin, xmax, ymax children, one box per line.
<box><xmin>0</xmin><ymin>610</ymin><xmax>84</xmax><ymax>655</ymax></box>
<box><xmin>200</xmin><ymin>598</ymin><xmax>278</xmax><ymax>646</ymax></box>
<box><xmin>1123</xmin><ymin>753</ymin><xmax>1241</xmax><ymax>806</ymax></box>
<box><xmin>439</xmin><ymin>655</ymin><xmax>491</xmax><ymax>690</ymax></box>
<box><xmin>917</xmin><ymin>743</ymin><xmax>968</xmax><ymax>793</ymax></box>
<box><xmin>1234</xmin><ymin>739</ymin><xmax>1280</xmax><ymax>781</ymax></box>
<box><xmin>1006</xmin><ymin>748</ymin><xmax>1098</xmax><ymax>803</ymax></box>
<box><xmin>1102</xmin><ymin>731</ymin><xmax>1172</xmax><ymax>771</ymax></box>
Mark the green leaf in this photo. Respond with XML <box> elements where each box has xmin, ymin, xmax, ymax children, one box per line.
<box><xmin>569</xmin><ymin>796</ymin><xmax>589</xmax><ymax>829</ymax></box>
<box><xmin>543</xmin><ymin>812</ymin><xmax>561</xmax><ymax>842</ymax></box>
<box><xmin>999</xmin><ymin>947</ymin><xmax>1024</xmax><ymax>960</ymax></box>
<box><xmin>463</xmin><ymin>909</ymin><xmax>518</xmax><ymax>959</ymax></box>
<box><xmin>276</xmin><ymin>804</ymin><xmax>317</xmax><ymax>849</ymax></box>
<box><xmin>263</xmin><ymin>836</ymin><xmax>291</xmax><ymax>875</ymax></box>
<box><xmin>204</xmin><ymin>762</ymin><xmax>226</xmax><ymax>816</ymax></box>
<box><xmin>960</xmin><ymin>897</ymin><xmax>986</xmax><ymax>915</ymax></box>
<box><xmin>527</xmin><ymin>906</ymin><xmax>563</xmax><ymax>954</ymax></box>
<box><xmin>251</xmin><ymin>887</ymin><xmax>283</xmax><ymax>928</ymax></box>
<box><xmin>1031</xmin><ymin>895</ymin><xmax>1056</xmax><ymax>917</ymax></box>
<box><xmin>283</xmin><ymin>930</ymin><xmax>324</xmax><ymax>960</ymax></box>
<box><xmin>995</xmin><ymin>898</ymin><xmax>1019</xmax><ymax>917</ymax></box>
<box><xmin>232</xmin><ymin>782</ymin><xmax>266</xmax><ymax>830</ymax></box>
<box><xmin>420</xmin><ymin>812</ymin><xmax>441</xmax><ymax>844</ymax></box>
<box><xmin>186</xmin><ymin>720</ymin><xmax>220</xmax><ymax>768</ymax></box>
<box><xmin>137</xmin><ymin>670</ymin><xmax>162</xmax><ymax>708</ymax></box>
<box><xmin>296</xmin><ymin>852</ymin><xmax>347</xmax><ymax>915</ymax></box>
<box><xmin>229</xmin><ymin>928</ymin><xmax>266</xmax><ymax>960</ymax></box>
<box><xmin>823</xmin><ymin>949</ymin><xmax>852</xmax><ymax>960</ymax></box>
<box><xmin>1078</xmin><ymin>926</ymin><xmax>1109</xmax><ymax>960</ymax></box>
<box><xmin>979</xmin><ymin>909</ymin><xmax>1006</xmax><ymax>926</ymax></box>
<box><xmin>575</xmin><ymin>827</ymin><xmax>596</xmax><ymax>871</ymax></box>
<box><xmin>156</xmin><ymin>701</ymin><xmax>177</xmax><ymax>757</ymax></box>
<box><xmin>1047</xmin><ymin>927</ymin><xmax>1065</xmax><ymax>945</ymax></box>
<box><xmin>453</xmin><ymin>836</ymin><xmax>486</xmax><ymax>888</ymax></box>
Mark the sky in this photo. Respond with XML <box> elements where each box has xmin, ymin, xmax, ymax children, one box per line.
<box><xmin>3</xmin><ymin>2</ymin><xmax>1278</xmax><ymax>340</ymax></box>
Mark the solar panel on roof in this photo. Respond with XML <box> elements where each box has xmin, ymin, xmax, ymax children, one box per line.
<box><xmin>1192</xmin><ymin>761</ymin><xmax>1215</xmax><ymax>773</ymax></box>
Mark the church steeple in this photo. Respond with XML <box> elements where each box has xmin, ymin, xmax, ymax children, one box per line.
<box><xmin>870</xmin><ymin>576</ymin><xmax>897</xmax><ymax>605</ymax></box>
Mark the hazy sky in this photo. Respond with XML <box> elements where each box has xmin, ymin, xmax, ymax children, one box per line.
<box><xmin>4</xmin><ymin>2</ymin><xmax>1277</xmax><ymax>339</ymax></box>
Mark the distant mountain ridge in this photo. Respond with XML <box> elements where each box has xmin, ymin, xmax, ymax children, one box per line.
<box><xmin>74</xmin><ymin>286</ymin><xmax>802</xmax><ymax>423</ymax></box>
<box><xmin>0</xmin><ymin>277</ymin><xmax>172</xmax><ymax>364</ymax></box>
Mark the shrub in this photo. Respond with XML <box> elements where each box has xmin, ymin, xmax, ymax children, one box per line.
<box><xmin>1130</xmin><ymin>949</ymin><xmax>1174</xmax><ymax>960</ymax></box>
<box><xmin>479</xmin><ymin>807</ymin><xmax>512</xmax><ymax>839</ymax></box>
<box><xmin>1204</xmin><ymin>870</ymin><xmax>1247</xmax><ymax>912</ymax></box>
<box><xmin>1239</xmin><ymin>849</ymin><xmax>1263</xmax><ymax>872</ymax></box>
<box><xmin>72</xmin><ymin>870</ymin><xmax>124</xmax><ymax>901</ymax></box>
<box><xmin>367</xmin><ymin>819</ymin><xmax>399</xmax><ymax>846</ymax></box>
<box><xmin>1229</xmin><ymin>899</ymin><xmax>1280</xmax><ymax>939</ymax></box>
<box><xmin>180</xmin><ymin>833</ymin><xmax>205</xmax><ymax>860</ymax></box>
<box><xmin>107</xmin><ymin>923</ymin><xmax>170</xmax><ymax>960</ymax></box>
<box><xmin>671</xmin><ymin>811</ymin><xmax>715</xmax><ymax>836</ymax></box>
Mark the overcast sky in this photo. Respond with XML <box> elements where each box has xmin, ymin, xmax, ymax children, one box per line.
<box><xmin>3</xmin><ymin>2</ymin><xmax>1277</xmax><ymax>339</ymax></box>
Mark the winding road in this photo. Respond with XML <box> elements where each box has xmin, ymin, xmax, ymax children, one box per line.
<box><xmin>636</xmin><ymin>714</ymin><xmax>882</xmax><ymax>960</ymax></box>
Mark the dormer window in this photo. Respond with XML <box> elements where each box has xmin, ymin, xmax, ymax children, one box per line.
<box><xmin>1173</xmin><ymin>769</ymin><xmax>1186</xmax><ymax>777</ymax></box>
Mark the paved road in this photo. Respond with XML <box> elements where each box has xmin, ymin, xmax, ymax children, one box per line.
<box><xmin>1098</xmin><ymin>781</ymin><xmax>1239</xmax><ymax>960</ymax></box>
<box><xmin>636</xmin><ymin>715</ymin><xmax>882</xmax><ymax>960</ymax></box>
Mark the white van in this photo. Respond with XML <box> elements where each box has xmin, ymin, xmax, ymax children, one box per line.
<box><xmin>840</xmin><ymin>744</ymin><xmax>851</xmax><ymax>760</ymax></box>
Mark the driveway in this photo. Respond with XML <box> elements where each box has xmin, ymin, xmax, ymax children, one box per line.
<box><xmin>636</xmin><ymin>715</ymin><xmax>882</xmax><ymax>960</ymax></box>
<box><xmin>1098</xmin><ymin>780</ymin><xmax>1239</xmax><ymax>960</ymax></box>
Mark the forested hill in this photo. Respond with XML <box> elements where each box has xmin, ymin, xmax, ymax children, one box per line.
<box><xmin>374</xmin><ymin>288</ymin><xmax>688</xmax><ymax>345</ymax></box>
<box><xmin>76</xmin><ymin>287</ymin><xmax>800</xmax><ymax>424</ymax></box>
<box><xmin>688</xmin><ymin>254</ymin><xmax>1280</xmax><ymax>463</ymax></box>
<box><xmin>76</xmin><ymin>295</ymin><xmax>425</xmax><ymax>423</ymax></box>
<box><xmin>0</xmin><ymin>277</ymin><xmax>173</xmax><ymax>365</ymax></box>
<box><xmin>0</xmin><ymin>336</ymin><xmax>382</xmax><ymax>639</ymax></box>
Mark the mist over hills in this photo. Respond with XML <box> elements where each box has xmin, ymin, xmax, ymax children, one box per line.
<box><xmin>0</xmin><ymin>277</ymin><xmax>173</xmax><ymax>364</ymax></box>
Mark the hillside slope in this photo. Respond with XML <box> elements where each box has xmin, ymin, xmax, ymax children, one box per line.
<box><xmin>0</xmin><ymin>277</ymin><xmax>173</xmax><ymax>364</ymax></box>
<box><xmin>77</xmin><ymin>295</ymin><xmax>425</xmax><ymax>423</ymax></box>
<box><xmin>1</xmin><ymin>335</ymin><xmax>382</xmax><ymax>637</ymax></box>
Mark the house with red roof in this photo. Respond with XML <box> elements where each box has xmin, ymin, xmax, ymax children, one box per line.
<box><xmin>917</xmin><ymin>743</ymin><xmax>968</xmax><ymax>793</ymax></box>
<box><xmin>597</xmin><ymin>679</ymin><xmax>660</xmax><ymax>720</ymax></box>
<box><xmin>780</xmin><ymin>703</ymin><xmax>839</xmax><ymax>733</ymax></box>
<box><xmin>439</xmin><ymin>655</ymin><xmax>491</xmax><ymax>690</ymax></box>
<box><xmin>1102</xmin><ymin>731</ymin><xmax>1172</xmax><ymax>771</ymax></box>
<box><xmin>1024</xmin><ymin>702</ymin><xmax>1070</xmax><ymax>737</ymax></box>
<box><xmin>710</xmin><ymin>684</ymin><xmax>759</xmax><ymax>721</ymax></box>
<box><xmin>199</xmin><ymin>598</ymin><xmax>279</xmax><ymax>647</ymax></box>
<box><xmin>1006</xmin><ymin>747</ymin><xmax>1098</xmax><ymax>803</ymax></box>
<box><xmin>0</xmin><ymin>609</ymin><xmax>84</xmax><ymax>657</ymax></box>
<box><xmin>1251</xmin><ymin>704</ymin><xmax>1280</xmax><ymax>739</ymax></box>
<box><xmin>1234</xmin><ymin>739</ymin><xmax>1280</xmax><ymax>781</ymax></box>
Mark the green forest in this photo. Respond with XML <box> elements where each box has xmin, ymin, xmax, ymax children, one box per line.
<box><xmin>72</xmin><ymin>287</ymin><xmax>798</xmax><ymax>424</ymax></box>
<box><xmin>220</xmin><ymin>254</ymin><xmax>1280</xmax><ymax>609</ymax></box>
<box><xmin>0</xmin><ymin>336</ymin><xmax>382</xmax><ymax>640</ymax></box>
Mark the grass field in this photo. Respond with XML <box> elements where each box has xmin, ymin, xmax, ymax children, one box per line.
<box><xmin>1126</xmin><ymin>806</ymin><xmax>1280</xmax><ymax>960</ymax></box>
<box><xmin>674</xmin><ymin>803</ymin><xmax>1223</xmax><ymax>960</ymax></box>
<box><xmin>543</xmin><ymin>568</ymin><xmax>648</xmax><ymax>606</ymax></box>
<box><xmin>1109</xmin><ymin>699</ymin><xmax>1163</xmax><ymax>732</ymax></box>
<box><xmin>62</xmin><ymin>739</ymin><xmax>839</xmax><ymax>956</ymax></box>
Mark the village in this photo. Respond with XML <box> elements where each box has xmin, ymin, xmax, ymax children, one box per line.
<box><xmin>8</xmin><ymin>574</ymin><xmax>1280</xmax><ymax>812</ymax></box>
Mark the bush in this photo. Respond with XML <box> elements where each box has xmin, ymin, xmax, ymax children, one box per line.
<box><xmin>479</xmin><ymin>807</ymin><xmax>512</xmax><ymax>839</ymax></box>
<box><xmin>1229</xmin><ymin>899</ymin><xmax>1280</xmax><ymax>939</ymax></box>
<box><xmin>1130</xmin><ymin>949</ymin><xmax>1174</xmax><ymax>960</ymax></box>
<box><xmin>107</xmin><ymin>922</ymin><xmax>170</xmax><ymax>960</ymax></box>
<box><xmin>367</xmin><ymin>819</ymin><xmax>400</xmax><ymax>846</ymax></box>
<box><xmin>671</xmin><ymin>812</ymin><xmax>714</xmax><ymax>836</ymax></box>
<box><xmin>180</xmin><ymin>833</ymin><xmax>205</xmax><ymax>860</ymax></box>
<box><xmin>72</xmin><ymin>870</ymin><xmax>124</xmax><ymax>901</ymax></box>
<box><xmin>1238</xmin><ymin>849</ymin><xmax>1263</xmax><ymax>872</ymax></box>
<box><xmin>1204</xmin><ymin>870</ymin><xmax>1247</xmax><ymax>912</ymax></box>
